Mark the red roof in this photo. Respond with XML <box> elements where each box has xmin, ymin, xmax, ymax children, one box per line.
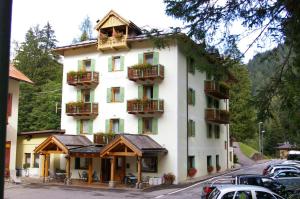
<box><xmin>9</xmin><ymin>65</ymin><xmax>33</xmax><ymax>84</ymax></box>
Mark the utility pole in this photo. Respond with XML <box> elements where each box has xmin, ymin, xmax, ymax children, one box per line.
<box><xmin>258</xmin><ymin>122</ymin><xmax>263</xmax><ymax>154</ymax></box>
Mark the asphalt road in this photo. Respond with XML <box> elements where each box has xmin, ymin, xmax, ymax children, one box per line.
<box><xmin>4</xmin><ymin>160</ymin><xmax>279</xmax><ymax>199</ymax></box>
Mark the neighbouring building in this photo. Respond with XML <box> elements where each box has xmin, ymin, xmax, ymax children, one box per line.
<box><xmin>275</xmin><ymin>142</ymin><xmax>298</xmax><ymax>159</ymax></box>
<box><xmin>6</xmin><ymin>65</ymin><xmax>32</xmax><ymax>178</ymax></box>
<box><xmin>34</xmin><ymin>10</ymin><xmax>234</xmax><ymax>186</ymax></box>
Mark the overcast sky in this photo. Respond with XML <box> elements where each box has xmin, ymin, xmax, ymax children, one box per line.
<box><xmin>11</xmin><ymin>0</ymin><xmax>275</xmax><ymax>63</ymax></box>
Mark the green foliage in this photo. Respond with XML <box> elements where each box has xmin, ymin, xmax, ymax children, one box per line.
<box><xmin>239</xmin><ymin>142</ymin><xmax>259</xmax><ymax>158</ymax></box>
<box><xmin>229</xmin><ymin>64</ymin><xmax>256</xmax><ymax>141</ymax></box>
<box><xmin>14</xmin><ymin>23</ymin><xmax>62</xmax><ymax>132</ymax></box>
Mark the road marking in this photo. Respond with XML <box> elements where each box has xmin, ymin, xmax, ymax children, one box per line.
<box><xmin>154</xmin><ymin>195</ymin><xmax>165</xmax><ymax>198</ymax></box>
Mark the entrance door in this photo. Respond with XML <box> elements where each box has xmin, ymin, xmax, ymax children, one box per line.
<box><xmin>5</xmin><ymin>141</ymin><xmax>11</xmax><ymax>177</ymax></box>
<box><xmin>101</xmin><ymin>158</ymin><xmax>111</xmax><ymax>182</ymax></box>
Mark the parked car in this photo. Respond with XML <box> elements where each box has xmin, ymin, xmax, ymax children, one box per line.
<box><xmin>269</xmin><ymin>170</ymin><xmax>300</xmax><ymax>191</ymax></box>
<box><xmin>201</xmin><ymin>174</ymin><xmax>286</xmax><ymax>198</ymax></box>
<box><xmin>207</xmin><ymin>185</ymin><xmax>285</xmax><ymax>199</ymax></box>
<box><xmin>265</xmin><ymin>165</ymin><xmax>299</xmax><ymax>175</ymax></box>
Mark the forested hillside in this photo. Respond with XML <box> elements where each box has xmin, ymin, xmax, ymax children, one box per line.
<box><xmin>14</xmin><ymin>23</ymin><xmax>62</xmax><ymax>132</ymax></box>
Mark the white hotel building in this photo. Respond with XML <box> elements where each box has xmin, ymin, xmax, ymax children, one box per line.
<box><xmin>45</xmin><ymin>10</ymin><xmax>233</xmax><ymax>185</ymax></box>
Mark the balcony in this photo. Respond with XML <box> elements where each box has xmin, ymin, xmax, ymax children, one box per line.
<box><xmin>67</xmin><ymin>71</ymin><xmax>99</xmax><ymax>88</ymax></box>
<box><xmin>128</xmin><ymin>64</ymin><xmax>164</xmax><ymax>84</ymax></box>
<box><xmin>204</xmin><ymin>80</ymin><xmax>229</xmax><ymax>99</ymax></box>
<box><xmin>94</xmin><ymin>133</ymin><xmax>117</xmax><ymax>145</ymax></box>
<box><xmin>97</xmin><ymin>35</ymin><xmax>129</xmax><ymax>51</ymax></box>
<box><xmin>66</xmin><ymin>102</ymin><xmax>98</xmax><ymax>118</ymax></box>
<box><xmin>205</xmin><ymin>108</ymin><xmax>229</xmax><ymax>124</ymax></box>
<box><xmin>127</xmin><ymin>99</ymin><xmax>164</xmax><ymax>116</ymax></box>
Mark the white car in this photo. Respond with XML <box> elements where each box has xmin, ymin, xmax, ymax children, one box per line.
<box><xmin>267</xmin><ymin>165</ymin><xmax>299</xmax><ymax>175</ymax></box>
<box><xmin>208</xmin><ymin>185</ymin><xmax>284</xmax><ymax>199</ymax></box>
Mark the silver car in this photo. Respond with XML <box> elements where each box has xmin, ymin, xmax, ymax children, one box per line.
<box><xmin>208</xmin><ymin>184</ymin><xmax>284</xmax><ymax>199</ymax></box>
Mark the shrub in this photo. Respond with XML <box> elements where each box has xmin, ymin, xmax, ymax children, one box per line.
<box><xmin>163</xmin><ymin>173</ymin><xmax>175</xmax><ymax>185</ymax></box>
<box><xmin>216</xmin><ymin>165</ymin><xmax>221</xmax><ymax>172</ymax></box>
<box><xmin>187</xmin><ymin>168</ymin><xmax>197</xmax><ymax>177</ymax></box>
<box><xmin>207</xmin><ymin>165</ymin><xmax>214</xmax><ymax>173</ymax></box>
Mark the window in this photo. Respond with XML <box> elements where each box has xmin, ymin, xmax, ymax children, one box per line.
<box><xmin>75</xmin><ymin>158</ymin><xmax>88</xmax><ymax>169</ymax></box>
<box><xmin>207</xmin><ymin>155</ymin><xmax>212</xmax><ymax>167</ymax></box>
<box><xmin>188</xmin><ymin>119</ymin><xmax>195</xmax><ymax>137</ymax></box>
<box><xmin>107</xmin><ymin>87</ymin><xmax>124</xmax><ymax>103</ymax></box>
<box><xmin>188</xmin><ymin>156</ymin><xmax>195</xmax><ymax>169</ymax></box>
<box><xmin>216</xmin><ymin>155</ymin><xmax>219</xmax><ymax>167</ymax></box>
<box><xmin>234</xmin><ymin>191</ymin><xmax>253</xmax><ymax>199</ymax></box>
<box><xmin>80</xmin><ymin>120</ymin><xmax>89</xmax><ymax>134</ymax></box>
<box><xmin>144</xmin><ymin>53</ymin><xmax>154</xmax><ymax>65</ymax></box>
<box><xmin>113</xmin><ymin>56</ymin><xmax>121</xmax><ymax>71</ymax></box>
<box><xmin>112</xmin><ymin>87</ymin><xmax>121</xmax><ymax>102</ymax></box>
<box><xmin>221</xmin><ymin>191</ymin><xmax>234</xmax><ymax>199</ymax></box>
<box><xmin>24</xmin><ymin>153</ymin><xmax>31</xmax><ymax>167</ymax></box>
<box><xmin>188</xmin><ymin>88</ymin><xmax>195</xmax><ymax>105</ymax></box>
<box><xmin>187</xmin><ymin>57</ymin><xmax>195</xmax><ymax>74</ymax></box>
<box><xmin>143</xmin><ymin>118</ymin><xmax>153</xmax><ymax>133</ymax></box>
<box><xmin>81</xmin><ymin>89</ymin><xmax>90</xmax><ymax>102</ymax></box>
<box><xmin>206</xmin><ymin>96</ymin><xmax>214</xmax><ymax>108</ymax></box>
<box><xmin>139</xmin><ymin>118</ymin><xmax>157</xmax><ymax>134</ymax></box>
<box><xmin>214</xmin><ymin>99</ymin><xmax>220</xmax><ymax>109</ymax></box>
<box><xmin>207</xmin><ymin>124</ymin><xmax>213</xmax><ymax>138</ymax></box>
<box><xmin>141</xmin><ymin>156</ymin><xmax>157</xmax><ymax>172</ymax></box>
<box><xmin>33</xmin><ymin>154</ymin><xmax>39</xmax><ymax>168</ymax></box>
<box><xmin>255</xmin><ymin>191</ymin><xmax>276</xmax><ymax>199</ymax></box>
<box><xmin>143</xmin><ymin>85</ymin><xmax>153</xmax><ymax>99</ymax></box>
<box><xmin>214</xmin><ymin>125</ymin><xmax>220</xmax><ymax>138</ymax></box>
<box><xmin>111</xmin><ymin>119</ymin><xmax>120</xmax><ymax>133</ymax></box>
<box><xmin>83</xmin><ymin>59</ymin><xmax>91</xmax><ymax>71</ymax></box>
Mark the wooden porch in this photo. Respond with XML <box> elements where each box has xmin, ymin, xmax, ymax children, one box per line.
<box><xmin>127</xmin><ymin>99</ymin><xmax>164</xmax><ymax>116</ymax></box>
<box><xmin>67</xmin><ymin>71</ymin><xmax>99</xmax><ymax>88</ymax></box>
<box><xmin>66</xmin><ymin>102</ymin><xmax>98</xmax><ymax>118</ymax></box>
<box><xmin>204</xmin><ymin>80</ymin><xmax>229</xmax><ymax>99</ymax></box>
<box><xmin>205</xmin><ymin>108</ymin><xmax>230</xmax><ymax>124</ymax></box>
<box><xmin>127</xmin><ymin>65</ymin><xmax>164</xmax><ymax>84</ymax></box>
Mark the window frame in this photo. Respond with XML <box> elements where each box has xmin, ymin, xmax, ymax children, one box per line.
<box><xmin>214</xmin><ymin>125</ymin><xmax>220</xmax><ymax>139</ymax></box>
<box><xmin>112</xmin><ymin>87</ymin><xmax>121</xmax><ymax>102</ymax></box>
<box><xmin>207</xmin><ymin>123</ymin><xmax>213</xmax><ymax>138</ymax></box>
<box><xmin>141</xmin><ymin>156</ymin><xmax>158</xmax><ymax>173</ymax></box>
<box><xmin>81</xmin><ymin>89</ymin><xmax>91</xmax><ymax>103</ymax></box>
<box><xmin>24</xmin><ymin>153</ymin><xmax>31</xmax><ymax>167</ymax></box>
<box><xmin>110</xmin><ymin>118</ymin><xmax>120</xmax><ymax>133</ymax></box>
<box><xmin>144</xmin><ymin>52</ymin><xmax>154</xmax><ymax>65</ymax></box>
<box><xmin>188</xmin><ymin>156</ymin><xmax>195</xmax><ymax>169</ymax></box>
<box><xmin>33</xmin><ymin>153</ymin><xmax>39</xmax><ymax>168</ymax></box>
<box><xmin>80</xmin><ymin>119</ymin><xmax>89</xmax><ymax>134</ymax></box>
<box><xmin>83</xmin><ymin>59</ymin><xmax>91</xmax><ymax>71</ymax></box>
<box><xmin>112</xmin><ymin>56</ymin><xmax>121</xmax><ymax>71</ymax></box>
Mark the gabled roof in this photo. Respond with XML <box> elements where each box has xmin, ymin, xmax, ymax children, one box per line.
<box><xmin>18</xmin><ymin>129</ymin><xmax>65</xmax><ymax>136</ymax></box>
<box><xmin>100</xmin><ymin>134</ymin><xmax>167</xmax><ymax>157</ymax></box>
<box><xmin>9</xmin><ymin>65</ymin><xmax>33</xmax><ymax>84</ymax></box>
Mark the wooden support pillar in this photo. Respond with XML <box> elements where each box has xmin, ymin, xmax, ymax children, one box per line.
<box><xmin>137</xmin><ymin>156</ymin><xmax>142</xmax><ymax>184</ymax></box>
<box><xmin>88</xmin><ymin>158</ymin><xmax>93</xmax><ymax>184</ymax></box>
<box><xmin>110</xmin><ymin>156</ymin><xmax>116</xmax><ymax>182</ymax></box>
<box><xmin>45</xmin><ymin>154</ymin><xmax>49</xmax><ymax>177</ymax></box>
<box><xmin>66</xmin><ymin>155</ymin><xmax>70</xmax><ymax>179</ymax></box>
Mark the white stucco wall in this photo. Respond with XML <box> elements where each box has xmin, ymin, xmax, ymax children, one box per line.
<box><xmin>6</xmin><ymin>78</ymin><xmax>20</xmax><ymax>176</ymax></box>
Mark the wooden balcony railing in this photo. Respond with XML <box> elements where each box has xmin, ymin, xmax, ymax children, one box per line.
<box><xmin>204</xmin><ymin>80</ymin><xmax>229</xmax><ymax>99</ymax></box>
<box><xmin>205</xmin><ymin>108</ymin><xmax>230</xmax><ymax>124</ymax></box>
<box><xmin>127</xmin><ymin>99</ymin><xmax>164</xmax><ymax>116</ymax></box>
<box><xmin>97</xmin><ymin>36</ymin><xmax>129</xmax><ymax>51</ymax></box>
<box><xmin>67</xmin><ymin>71</ymin><xmax>99</xmax><ymax>88</ymax></box>
<box><xmin>94</xmin><ymin>133</ymin><xmax>117</xmax><ymax>145</ymax></box>
<box><xmin>66</xmin><ymin>102</ymin><xmax>98</xmax><ymax>118</ymax></box>
<box><xmin>128</xmin><ymin>65</ymin><xmax>164</xmax><ymax>84</ymax></box>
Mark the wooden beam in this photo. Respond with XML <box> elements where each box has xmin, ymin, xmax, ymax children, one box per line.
<box><xmin>66</xmin><ymin>156</ymin><xmax>71</xmax><ymax>179</ymax></box>
<box><xmin>45</xmin><ymin>154</ymin><xmax>49</xmax><ymax>177</ymax></box>
<box><xmin>110</xmin><ymin>156</ymin><xmax>116</xmax><ymax>182</ymax></box>
<box><xmin>137</xmin><ymin>156</ymin><xmax>142</xmax><ymax>184</ymax></box>
<box><xmin>107</xmin><ymin>152</ymin><xmax>136</xmax><ymax>156</ymax></box>
<box><xmin>88</xmin><ymin>158</ymin><xmax>93</xmax><ymax>184</ymax></box>
<box><xmin>43</xmin><ymin>150</ymin><xmax>64</xmax><ymax>154</ymax></box>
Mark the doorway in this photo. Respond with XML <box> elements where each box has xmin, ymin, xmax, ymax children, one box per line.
<box><xmin>101</xmin><ymin>158</ymin><xmax>111</xmax><ymax>182</ymax></box>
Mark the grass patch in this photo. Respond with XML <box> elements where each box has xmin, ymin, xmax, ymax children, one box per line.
<box><xmin>239</xmin><ymin>142</ymin><xmax>259</xmax><ymax>158</ymax></box>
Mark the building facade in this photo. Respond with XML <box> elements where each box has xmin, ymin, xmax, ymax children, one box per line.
<box><xmin>54</xmin><ymin>10</ymin><xmax>233</xmax><ymax>184</ymax></box>
<box><xmin>6</xmin><ymin>65</ymin><xmax>32</xmax><ymax>178</ymax></box>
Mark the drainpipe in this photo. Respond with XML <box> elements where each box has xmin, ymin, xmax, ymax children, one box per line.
<box><xmin>186</xmin><ymin>59</ymin><xmax>189</xmax><ymax>176</ymax></box>
<box><xmin>0</xmin><ymin>0</ymin><xmax>13</xmax><ymax>197</ymax></box>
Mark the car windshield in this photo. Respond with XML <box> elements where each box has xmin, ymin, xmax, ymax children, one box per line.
<box><xmin>208</xmin><ymin>188</ymin><xmax>221</xmax><ymax>199</ymax></box>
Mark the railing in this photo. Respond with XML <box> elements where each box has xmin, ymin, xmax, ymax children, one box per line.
<box><xmin>97</xmin><ymin>35</ymin><xmax>128</xmax><ymax>50</ymax></box>
<box><xmin>128</xmin><ymin>65</ymin><xmax>164</xmax><ymax>82</ymax></box>
<box><xmin>67</xmin><ymin>71</ymin><xmax>99</xmax><ymax>87</ymax></box>
<box><xmin>94</xmin><ymin>133</ymin><xmax>117</xmax><ymax>145</ymax></box>
<box><xmin>205</xmin><ymin>108</ymin><xmax>229</xmax><ymax>124</ymax></box>
<box><xmin>204</xmin><ymin>80</ymin><xmax>229</xmax><ymax>99</ymax></box>
<box><xmin>127</xmin><ymin>99</ymin><xmax>164</xmax><ymax>114</ymax></box>
<box><xmin>66</xmin><ymin>102</ymin><xmax>98</xmax><ymax>116</ymax></box>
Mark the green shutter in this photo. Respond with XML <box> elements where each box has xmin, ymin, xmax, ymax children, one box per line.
<box><xmin>153</xmin><ymin>84</ymin><xmax>159</xmax><ymax>99</ymax></box>
<box><xmin>138</xmin><ymin>85</ymin><xmax>143</xmax><ymax>99</ymax></box>
<box><xmin>90</xmin><ymin>90</ymin><xmax>95</xmax><ymax>103</ymax></box>
<box><xmin>188</xmin><ymin>89</ymin><xmax>192</xmax><ymax>105</ymax></box>
<box><xmin>78</xmin><ymin>60</ymin><xmax>83</xmax><ymax>70</ymax></box>
<box><xmin>108</xmin><ymin>57</ymin><xmax>113</xmax><ymax>72</ymax></box>
<box><xmin>91</xmin><ymin>59</ymin><xmax>96</xmax><ymax>71</ymax></box>
<box><xmin>138</xmin><ymin>53</ymin><xmax>143</xmax><ymax>64</ymax></box>
<box><xmin>77</xmin><ymin>90</ymin><xmax>82</xmax><ymax>101</ymax></box>
<box><xmin>192</xmin><ymin>121</ymin><xmax>195</xmax><ymax>137</ymax></box>
<box><xmin>188</xmin><ymin>120</ymin><xmax>191</xmax><ymax>137</ymax></box>
<box><xmin>105</xmin><ymin>119</ymin><xmax>110</xmax><ymax>133</ymax></box>
<box><xmin>192</xmin><ymin>89</ymin><xmax>195</xmax><ymax>106</ymax></box>
<box><xmin>107</xmin><ymin>88</ymin><xmax>112</xmax><ymax>103</ymax></box>
<box><xmin>119</xmin><ymin>119</ymin><xmax>124</xmax><ymax>133</ymax></box>
<box><xmin>120</xmin><ymin>56</ymin><xmax>124</xmax><ymax>71</ymax></box>
<box><xmin>120</xmin><ymin>87</ymin><xmax>124</xmax><ymax>102</ymax></box>
<box><xmin>138</xmin><ymin>118</ymin><xmax>143</xmax><ymax>134</ymax></box>
<box><xmin>152</xmin><ymin>118</ymin><xmax>158</xmax><ymax>134</ymax></box>
<box><xmin>153</xmin><ymin>52</ymin><xmax>159</xmax><ymax>65</ymax></box>
<box><xmin>76</xmin><ymin>120</ymin><xmax>80</xmax><ymax>135</ymax></box>
<box><xmin>88</xmin><ymin>120</ymin><xmax>93</xmax><ymax>134</ymax></box>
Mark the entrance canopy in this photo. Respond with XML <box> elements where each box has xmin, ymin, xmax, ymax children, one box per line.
<box><xmin>100</xmin><ymin>134</ymin><xmax>167</xmax><ymax>158</ymax></box>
